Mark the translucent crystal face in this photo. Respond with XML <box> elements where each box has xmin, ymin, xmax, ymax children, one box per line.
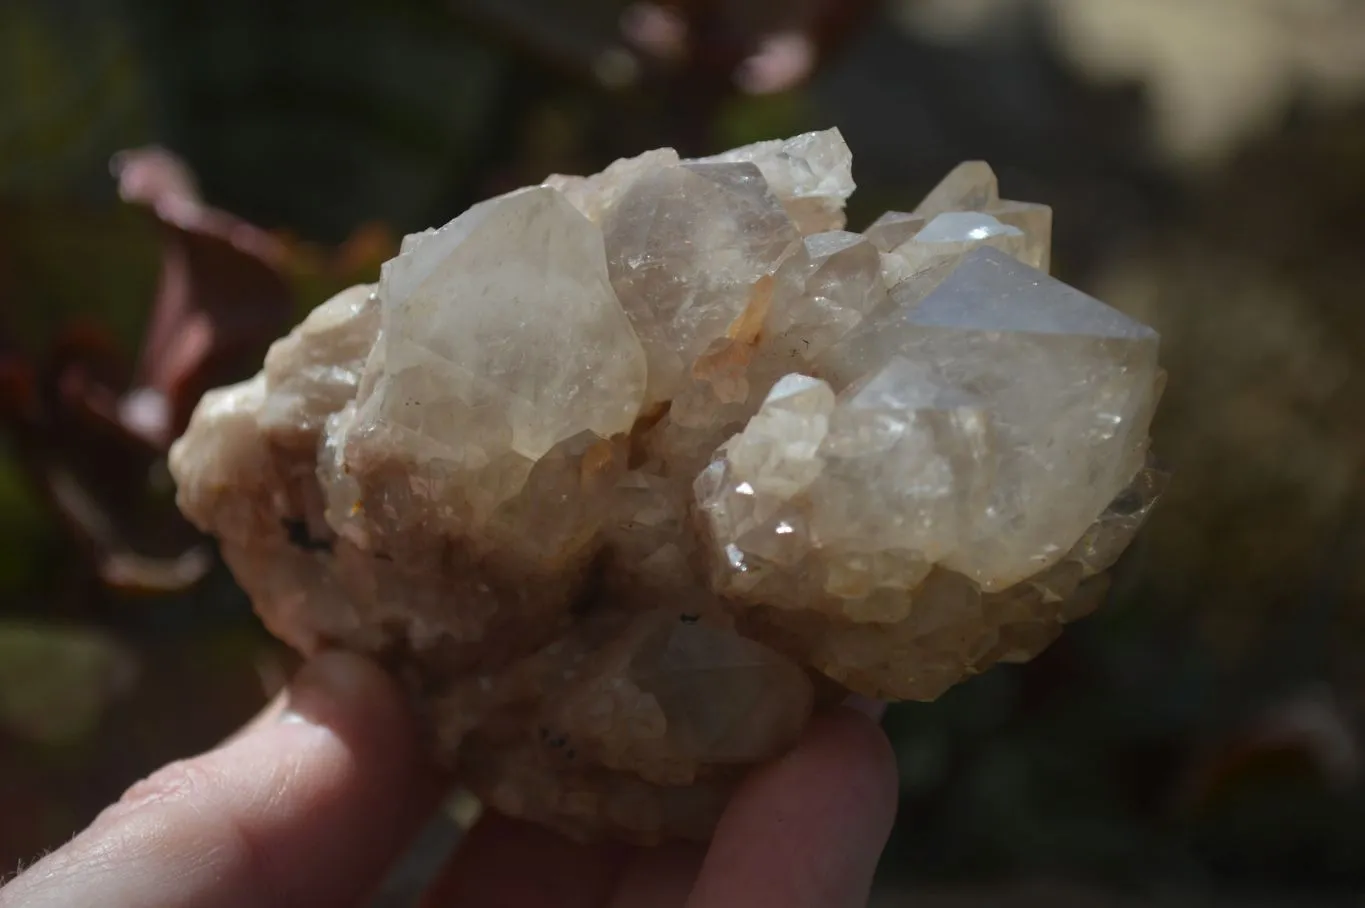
<box><xmin>604</xmin><ymin>162</ymin><xmax>802</xmax><ymax>405</ymax></box>
<box><xmin>817</xmin><ymin>247</ymin><xmax>1160</xmax><ymax>588</ymax></box>
<box><xmin>626</xmin><ymin>618</ymin><xmax>813</xmax><ymax>764</ymax></box>
<box><xmin>764</xmin><ymin>231</ymin><xmax>888</xmax><ymax>361</ymax></box>
<box><xmin>544</xmin><ymin>147</ymin><xmax>682</xmax><ymax>224</ymax></box>
<box><xmin>696</xmin><ymin>128</ymin><xmax>855</xmax><ymax>234</ymax></box>
<box><xmin>361</xmin><ymin>186</ymin><xmax>648</xmax><ymax>466</ymax></box>
<box><xmin>889</xmin><ymin>211</ymin><xmax>1033</xmax><ymax>273</ymax></box>
<box><xmin>916</xmin><ymin>160</ymin><xmax>1000</xmax><ymax>216</ymax></box>
<box><xmin>866</xmin><ymin>210</ymin><xmax>929</xmax><ymax>252</ymax></box>
<box><xmin>169</xmin><ymin>128</ymin><xmax>1164</xmax><ymax>845</ymax></box>
<box><xmin>868</xmin><ymin>160</ymin><xmax>1054</xmax><ymax>270</ymax></box>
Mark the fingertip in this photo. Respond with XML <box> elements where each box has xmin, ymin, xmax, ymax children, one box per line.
<box><xmin>826</xmin><ymin>706</ymin><xmax>899</xmax><ymax>809</ymax></box>
<box><xmin>291</xmin><ymin>648</ymin><xmax>397</xmax><ymax>710</ymax></box>
<box><xmin>283</xmin><ymin>649</ymin><xmax>420</xmax><ymax>763</ymax></box>
<box><xmin>840</xmin><ymin>693</ymin><xmax>888</xmax><ymax>724</ymax></box>
<box><xmin>782</xmin><ymin>708</ymin><xmax>900</xmax><ymax>857</ymax></box>
<box><xmin>833</xmin><ymin>713</ymin><xmax>900</xmax><ymax>870</ymax></box>
<box><xmin>687</xmin><ymin>708</ymin><xmax>899</xmax><ymax>908</ymax></box>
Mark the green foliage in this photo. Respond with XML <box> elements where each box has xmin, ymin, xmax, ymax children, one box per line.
<box><xmin>0</xmin><ymin>446</ymin><xmax>51</xmax><ymax>596</ymax></box>
<box><xmin>0</xmin><ymin>1</ymin><xmax>149</xmax><ymax>197</ymax></box>
<box><xmin>1</xmin><ymin>202</ymin><xmax>159</xmax><ymax>353</ymax></box>
<box><xmin>714</xmin><ymin>91</ymin><xmax>815</xmax><ymax>150</ymax></box>
<box><xmin>0</xmin><ymin>622</ymin><xmax>135</xmax><ymax>747</ymax></box>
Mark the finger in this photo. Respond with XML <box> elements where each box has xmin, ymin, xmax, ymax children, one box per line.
<box><xmin>686</xmin><ymin>706</ymin><xmax>899</xmax><ymax>908</ymax></box>
<box><xmin>1</xmin><ymin>651</ymin><xmax>439</xmax><ymax>908</ymax></box>
<box><xmin>217</xmin><ymin>691</ymin><xmax>288</xmax><ymax>749</ymax></box>
<box><xmin>607</xmin><ymin>843</ymin><xmax>705</xmax><ymax>908</ymax></box>
<box><xmin>420</xmin><ymin>812</ymin><xmax>626</xmax><ymax>908</ymax></box>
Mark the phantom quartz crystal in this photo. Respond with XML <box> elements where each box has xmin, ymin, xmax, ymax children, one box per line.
<box><xmin>170</xmin><ymin>129</ymin><xmax>1165</xmax><ymax>843</ymax></box>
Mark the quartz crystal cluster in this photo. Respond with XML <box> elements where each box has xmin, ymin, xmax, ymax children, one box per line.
<box><xmin>170</xmin><ymin>129</ymin><xmax>1165</xmax><ymax>843</ymax></box>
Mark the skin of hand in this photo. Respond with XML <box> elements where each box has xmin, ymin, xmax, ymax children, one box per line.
<box><xmin>0</xmin><ymin>651</ymin><xmax>897</xmax><ymax>908</ymax></box>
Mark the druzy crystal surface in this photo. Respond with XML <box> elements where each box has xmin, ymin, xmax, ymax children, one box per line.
<box><xmin>170</xmin><ymin>129</ymin><xmax>1164</xmax><ymax>843</ymax></box>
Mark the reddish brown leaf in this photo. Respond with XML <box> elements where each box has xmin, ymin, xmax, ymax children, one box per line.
<box><xmin>113</xmin><ymin>146</ymin><xmax>294</xmax><ymax>444</ymax></box>
<box><xmin>622</xmin><ymin>0</ymin><xmax>877</xmax><ymax>95</ymax></box>
<box><xmin>1178</xmin><ymin>690</ymin><xmax>1362</xmax><ymax>815</ymax></box>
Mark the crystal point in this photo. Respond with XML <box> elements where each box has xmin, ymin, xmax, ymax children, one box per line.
<box><xmin>545</xmin><ymin>147</ymin><xmax>682</xmax><ymax>223</ymax></box>
<box><xmin>865</xmin><ymin>210</ymin><xmax>928</xmax><ymax>253</ymax></box>
<box><xmin>696</xmin><ymin>128</ymin><xmax>854</xmax><ymax>233</ymax></box>
<box><xmin>888</xmin><ymin>211</ymin><xmax>1033</xmax><ymax>273</ymax></box>
<box><xmin>366</xmin><ymin>186</ymin><xmax>647</xmax><ymax>465</ymax></box>
<box><xmin>817</xmin><ymin>247</ymin><xmax>1159</xmax><ymax>589</ymax></box>
<box><xmin>605</xmin><ymin>162</ymin><xmax>800</xmax><ymax>404</ymax></box>
<box><xmin>875</xmin><ymin>162</ymin><xmax>1054</xmax><ymax>271</ymax></box>
<box><xmin>764</xmin><ymin>230</ymin><xmax>887</xmax><ymax>361</ymax></box>
<box><xmin>916</xmin><ymin>161</ymin><xmax>1000</xmax><ymax>216</ymax></box>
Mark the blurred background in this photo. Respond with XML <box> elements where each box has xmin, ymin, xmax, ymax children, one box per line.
<box><xmin>4</xmin><ymin>0</ymin><xmax>1365</xmax><ymax>903</ymax></box>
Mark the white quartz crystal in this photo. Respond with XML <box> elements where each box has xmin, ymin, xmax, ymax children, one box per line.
<box><xmin>813</xmin><ymin>247</ymin><xmax>1160</xmax><ymax>589</ymax></box>
<box><xmin>341</xmin><ymin>187</ymin><xmax>647</xmax><ymax>521</ymax></box>
<box><xmin>544</xmin><ymin>148</ymin><xmax>683</xmax><ymax>224</ymax></box>
<box><xmin>695</xmin><ymin>128</ymin><xmax>855</xmax><ymax>234</ymax></box>
<box><xmin>916</xmin><ymin>161</ymin><xmax>1000</xmax><ymax>216</ymax></box>
<box><xmin>888</xmin><ymin>211</ymin><xmax>1034</xmax><ymax>273</ymax></box>
<box><xmin>867</xmin><ymin>161</ymin><xmax>1053</xmax><ymax>270</ymax></box>
<box><xmin>764</xmin><ymin>230</ymin><xmax>888</xmax><ymax>362</ymax></box>
<box><xmin>169</xmin><ymin>130</ymin><xmax>1163</xmax><ymax>846</ymax></box>
<box><xmin>604</xmin><ymin>161</ymin><xmax>801</xmax><ymax>405</ymax></box>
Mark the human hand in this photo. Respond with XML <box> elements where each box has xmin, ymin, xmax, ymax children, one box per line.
<box><xmin>0</xmin><ymin>651</ymin><xmax>897</xmax><ymax>908</ymax></box>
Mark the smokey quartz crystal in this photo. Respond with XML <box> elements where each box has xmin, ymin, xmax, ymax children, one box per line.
<box><xmin>170</xmin><ymin>128</ymin><xmax>1165</xmax><ymax>843</ymax></box>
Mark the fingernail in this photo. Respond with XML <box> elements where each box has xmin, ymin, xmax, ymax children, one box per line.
<box><xmin>841</xmin><ymin>694</ymin><xmax>887</xmax><ymax>724</ymax></box>
<box><xmin>280</xmin><ymin>650</ymin><xmax>374</xmax><ymax>725</ymax></box>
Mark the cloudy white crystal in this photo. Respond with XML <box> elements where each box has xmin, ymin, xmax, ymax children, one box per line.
<box><xmin>544</xmin><ymin>148</ymin><xmax>683</xmax><ymax>224</ymax></box>
<box><xmin>604</xmin><ymin>162</ymin><xmax>801</xmax><ymax>404</ymax></box>
<box><xmin>764</xmin><ymin>231</ymin><xmax>888</xmax><ymax>362</ymax></box>
<box><xmin>867</xmin><ymin>161</ymin><xmax>1053</xmax><ymax>270</ymax></box>
<box><xmin>695</xmin><ymin>128</ymin><xmax>855</xmax><ymax>234</ymax></box>
<box><xmin>815</xmin><ymin>247</ymin><xmax>1160</xmax><ymax>589</ymax></box>
<box><xmin>888</xmin><ymin>211</ymin><xmax>1034</xmax><ymax>273</ymax></box>
<box><xmin>355</xmin><ymin>186</ymin><xmax>647</xmax><ymax>472</ymax></box>
<box><xmin>168</xmin><ymin>130</ymin><xmax>1163</xmax><ymax>845</ymax></box>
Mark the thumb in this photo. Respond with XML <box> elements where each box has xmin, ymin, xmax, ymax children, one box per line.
<box><xmin>1</xmin><ymin>650</ymin><xmax>440</xmax><ymax>908</ymax></box>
